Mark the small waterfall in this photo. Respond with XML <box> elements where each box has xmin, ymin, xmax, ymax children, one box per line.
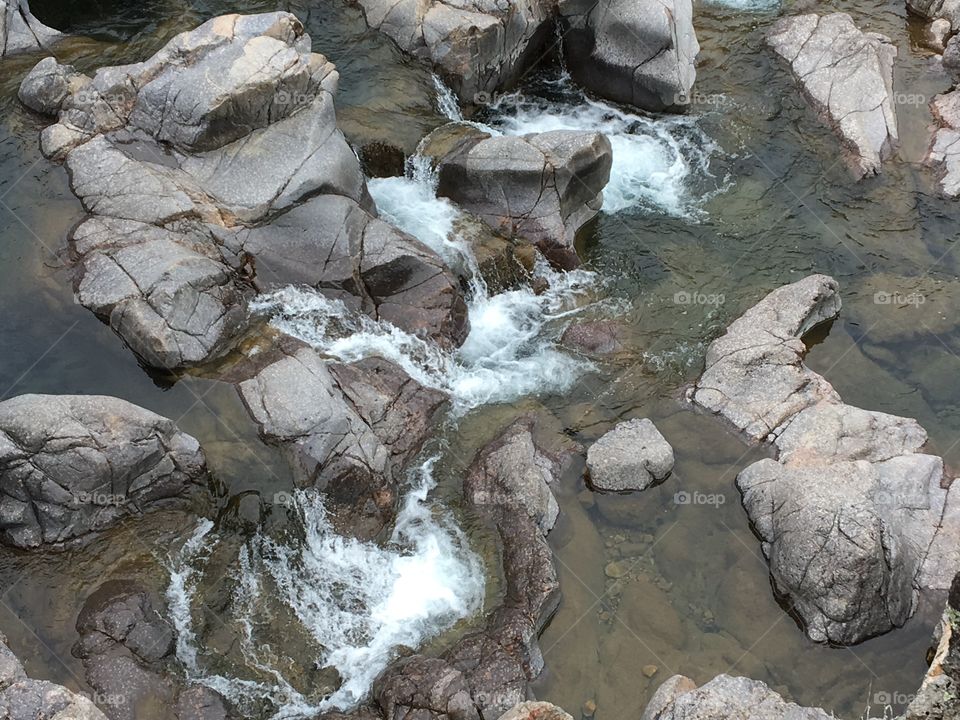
<box><xmin>167</xmin><ymin>458</ymin><xmax>484</xmax><ymax>718</ymax></box>
<box><xmin>478</xmin><ymin>74</ymin><xmax>728</xmax><ymax>218</ymax></box>
<box><xmin>432</xmin><ymin>73</ymin><xmax>463</xmax><ymax>121</ymax></box>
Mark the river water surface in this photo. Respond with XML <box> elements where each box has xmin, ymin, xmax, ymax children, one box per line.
<box><xmin>0</xmin><ymin>0</ymin><xmax>957</xmax><ymax>718</ymax></box>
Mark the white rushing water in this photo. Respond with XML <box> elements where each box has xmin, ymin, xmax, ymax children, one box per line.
<box><xmin>480</xmin><ymin>84</ymin><xmax>726</xmax><ymax>219</ymax></box>
<box><xmin>167</xmin><ymin>458</ymin><xmax>484</xmax><ymax>719</ymax></box>
<box><xmin>253</xmin><ymin>159</ymin><xmax>601</xmax><ymax>414</ymax></box>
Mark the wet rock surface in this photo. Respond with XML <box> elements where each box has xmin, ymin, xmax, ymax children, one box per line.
<box><xmin>694</xmin><ymin>275</ymin><xmax>960</xmax><ymax>644</ymax></box>
<box><xmin>639</xmin><ymin>674</ymin><xmax>833</xmax><ymax>720</ymax></box>
<box><xmin>22</xmin><ymin>12</ymin><xmax>467</xmax><ymax>369</ymax></box>
<box><xmin>0</xmin><ymin>394</ymin><xmax>208</xmax><ymax>549</ymax></box>
<box><xmin>238</xmin><ymin>346</ymin><xmax>446</xmax><ymax>540</ymax></box>
<box><xmin>423</xmin><ymin>123</ymin><xmax>612</xmax><ymax>268</ymax></box>
<box><xmin>928</xmin><ymin>90</ymin><xmax>960</xmax><ymax>197</ymax></box>
<box><xmin>586</xmin><ymin>418</ymin><xmax>674</xmax><ymax>492</ymax></box>
<box><xmin>1</xmin><ymin>0</ymin><xmax>61</xmax><ymax>57</ymax></box>
<box><xmin>904</xmin><ymin>572</ymin><xmax>960</xmax><ymax>720</ymax></box>
<box><xmin>73</xmin><ymin>580</ymin><xmax>231</xmax><ymax>720</ymax></box>
<box><xmin>767</xmin><ymin>13</ymin><xmax>898</xmax><ymax>178</ymax></box>
<box><xmin>561</xmin><ymin>0</ymin><xmax>699</xmax><ymax>112</ymax></box>
<box><xmin>0</xmin><ymin>632</ymin><xmax>107</xmax><ymax>720</ymax></box>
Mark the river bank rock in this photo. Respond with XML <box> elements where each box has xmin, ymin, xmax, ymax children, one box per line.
<box><xmin>22</xmin><ymin>12</ymin><xmax>467</xmax><ymax>369</ymax></box>
<box><xmin>928</xmin><ymin>90</ymin><xmax>960</xmax><ymax>197</ymax></box>
<box><xmin>586</xmin><ymin>418</ymin><xmax>674</xmax><ymax>492</ymax></box>
<box><xmin>692</xmin><ymin>275</ymin><xmax>960</xmax><ymax>644</ymax></box>
<box><xmin>767</xmin><ymin>13</ymin><xmax>898</xmax><ymax>178</ymax></box>
<box><xmin>1</xmin><ymin>0</ymin><xmax>61</xmax><ymax>57</ymax></box>
<box><xmin>904</xmin><ymin>572</ymin><xmax>960</xmax><ymax>720</ymax></box>
<box><xmin>497</xmin><ymin>701</ymin><xmax>573</xmax><ymax>720</ymax></box>
<box><xmin>561</xmin><ymin>0</ymin><xmax>699</xmax><ymax>112</ymax></box>
<box><xmin>640</xmin><ymin>674</ymin><xmax>833</xmax><ymax>720</ymax></box>
<box><xmin>365</xmin><ymin>417</ymin><xmax>573</xmax><ymax>720</ymax></box>
<box><xmin>73</xmin><ymin>580</ymin><xmax>232</xmax><ymax>720</ymax></box>
<box><xmin>422</xmin><ymin>123</ymin><xmax>612</xmax><ymax>268</ymax></box>
<box><xmin>0</xmin><ymin>394</ymin><xmax>207</xmax><ymax>549</ymax></box>
<box><xmin>0</xmin><ymin>632</ymin><xmax>106</xmax><ymax>720</ymax></box>
<box><xmin>238</xmin><ymin>347</ymin><xmax>446</xmax><ymax>540</ymax></box>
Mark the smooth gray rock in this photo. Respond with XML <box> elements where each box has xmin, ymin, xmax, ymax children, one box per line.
<box><xmin>0</xmin><ymin>632</ymin><xmax>107</xmax><ymax>720</ymax></box>
<box><xmin>561</xmin><ymin>0</ymin><xmax>699</xmax><ymax>111</ymax></box>
<box><xmin>74</xmin><ymin>581</ymin><xmax>232</xmax><ymax>720</ymax></box>
<box><xmin>587</xmin><ymin>418</ymin><xmax>674</xmax><ymax>492</ymax></box>
<box><xmin>425</xmin><ymin>124</ymin><xmax>612</xmax><ymax>268</ymax></box>
<box><xmin>1</xmin><ymin>0</ymin><xmax>61</xmax><ymax>57</ymax></box>
<box><xmin>0</xmin><ymin>394</ymin><xmax>207</xmax><ymax>549</ymax></box>
<box><xmin>238</xmin><ymin>348</ymin><xmax>445</xmax><ymax>539</ymax></box>
<box><xmin>18</xmin><ymin>56</ymin><xmax>87</xmax><ymax>115</ymax></box>
<box><xmin>351</xmin><ymin>0</ymin><xmax>553</xmax><ymax>103</ymax></box>
<box><xmin>767</xmin><ymin>13</ymin><xmax>898</xmax><ymax>178</ymax></box>
<box><xmin>640</xmin><ymin>674</ymin><xmax>833</xmax><ymax>720</ymax></box>
<box><xmin>690</xmin><ymin>274</ymin><xmax>842</xmax><ymax>442</ymax></box>
<box><xmin>29</xmin><ymin>12</ymin><xmax>468</xmax><ymax>369</ymax></box>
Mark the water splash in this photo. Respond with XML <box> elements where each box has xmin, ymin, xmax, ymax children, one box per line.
<box><xmin>432</xmin><ymin>73</ymin><xmax>463</xmax><ymax>122</ymax></box>
<box><xmin>480</xmin><ymin>78</ymin><xmax>727</xmax><ymax>218</ymax></box>
<box><xmin>166</xmin><ymin>458</ymin><xmax>484</xmax><ymax>718</ymax></box>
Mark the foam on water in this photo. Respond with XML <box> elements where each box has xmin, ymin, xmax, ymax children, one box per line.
<box><xmin>480</xmin><ymin>79</ymin><xmax>726</xmax><ymax>218</ymax></box>
<box><xmin>432</xmin><ymin>73</ymin><xmax>463</xmax><ymax>121</ymax></box>
<box><xmin>167</xmin><ymin>458</ymin><xmax>484</xmax><ymax>718</ymax></box>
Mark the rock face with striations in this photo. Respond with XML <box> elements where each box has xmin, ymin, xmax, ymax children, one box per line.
<box><xmin>767</xmin><ymin>13</ymin><xmax>898</xmax><ymax>178</ymax></box>
<box><xmin>21</xmin><ymin>12</ymin><xmax>467</xmax><ymax>369</ymax></box>
<box><xmin>928</xmin><ymin>90</ymin><xmax>960</xmax><ymax>198</ymax></box>
<box><xmin>421</xmin><ymin>122</ymin><xmax>612</xmax><ymax>268</ymax></box>
<box><xmin>640</xmin><ymin>674</ymin><xmax>834</xmax><ymax>720</ymax></box>
<box><xmin>1</xmin><ymin>0</ymin><xmax>61</xmax><ymax>57</ymax></box>
<box><xmin>692</xmin><ymin>275</ymin><xmax>960</xmax><ymax>644</ymax></box>
<box><xmin>238</xmin><ymin>347</ymin><xmax>447</xmax><ymax>540</ymax></box>
<box><xmin>73</xmin><ymin>580</ymin><xmax>232</xmax><ymax>720</ymax></box>
<box><xmin>0</xmin><ymin>631</ymin><xmax>107</xmax><ymax>720</ymax></box>
<box><xmin>561</xmin><ymin>0</ymin><xmax>699</xmax><ymax>112</ymax></box>
<box><xmin>0</xmin><ymin>394</ymin><xmax>208</xmax><ymax>549</ymax></box>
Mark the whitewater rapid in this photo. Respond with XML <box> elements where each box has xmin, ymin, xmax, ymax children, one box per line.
<box><xmin>167</xmin><ymin>458</ymin><xmax>484</xmax><ymax>719</ymax></box>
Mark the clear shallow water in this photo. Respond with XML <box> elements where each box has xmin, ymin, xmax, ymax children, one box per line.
<box><xmin>0</xmin><ymin>0</ymin><xmax>957</xmax><ymax>718</ymax></box>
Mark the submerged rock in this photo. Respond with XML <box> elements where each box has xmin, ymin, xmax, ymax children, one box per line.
<box><xmin>0</xmin><ymin>631</ymin><xmax>106</xmax><ymax>720</ymax></box>
<box><xmin>767</xmin><ymin>13</ymin><xmax>898</xmax><ymax>178</ymax></box>
<box><xmin>238</xmin><ymin>347</ymin><xmax>446</xmax><ymax>539</ymax></box>
<box><xmin>560</xmin><ymin>320</ymin><xmax>627</xmax><ymax>357</ymax></box>
<box><xmin>74</xmin><ymin>580</ymin><xmax>232</xmax><ymax>720</ymax></box>
<box><xmin>1</xmin><ymin>0</ymin><xmax>61</xmax><ymax>57</ymax></box>
<box><xmin>640</xmin><ymin>674</ymin><xmax>833</xmax><ymax>720</ymax></box>
<box><xmin>0</xmin><ymin>394</ymin><xmax>208</xmax><ymax>549</ymax></box>
<box><xmin>692</xmin><ymin>275</ymin><xmax>960</xmax><ymax>645</ymax></box>
<box><xmin>497</xmin><ymin>701</ymin><xmax>573</xmax><ymax>720</ymax></box>
<box><xmin>423</xmin><ymin>123</ymin><xmax>612</xmax><ymax>268</ymax></box>
<box><xmin>561</xmin><ymin>0</ymin><xmax>699</xmax><ymax>112</ymax></box>
<box><xmin>586</xmin><ymin>418</ymin><xmax>674</xmax><ymax>492</ymax></box>
<box><xmin>22</xmin><ymin>12</ymin><xmax>468</xmax><ymax>369</ymax></box>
